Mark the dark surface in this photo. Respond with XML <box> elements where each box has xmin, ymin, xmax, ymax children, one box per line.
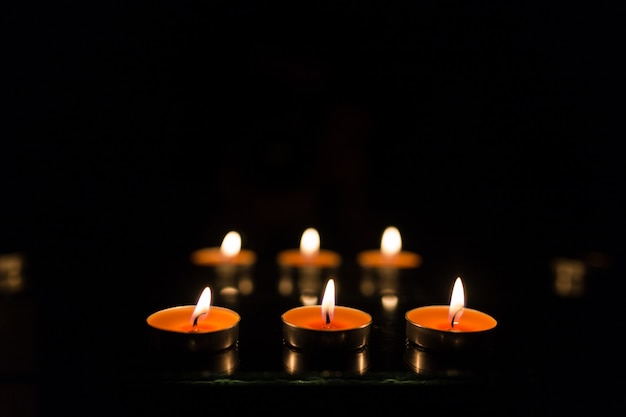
<box><xmin>3</xmin><ymin>1</ymin><xmax>624</xmax><ymax>415</ymax></box>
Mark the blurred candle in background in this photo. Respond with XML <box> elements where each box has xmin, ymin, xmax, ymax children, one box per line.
<box><xmin>277</xmin><ymin>227</ymin><xmax>341</xmax><ymax>269</ymax></box>
<box><xmin>551</xmin><ymin>257</ymin><xmax>586</xmax><ymax>298</ymax></box>
<box><xmin>0</xmin><ymin>252</ymin><xmax>27</xmax><ymax>294</ymax></box>
<box><xmin>191</xmin><ymin>231</ymin><xmax>256</xmax><ymax>267</ymax></box>
<box><xmin>277</xmin><ymin>228</ymin><xmax>341</xmax><ymax>305</ymax></box>
<box><xmin>357</xmin><ymin>226</ymin><xmax>422</xmax><ymax>269</ymax></box>
<box><xmin>190</xmin><ymin>231</ymin><xmax>256</xmax><ymax>301</ymax></box>
<box><xmin>357</xmin><ymin>226</ymin><xmax>422</xmax><ymax>312</ymax></box>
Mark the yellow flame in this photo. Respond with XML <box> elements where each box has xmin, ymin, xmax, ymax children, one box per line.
<box><xmin>300</xmin><ymin>228</ymin><xmax>320</xmax><ymax>256</ymax></box>
<box><xmin>381</xmin><ymin>294</ymin><xmax>398</xmax><ymax>312</ymax></box>
<box><xmin>321</xmin><ymin>278</ymin><xmax>335</xmax><ymax>324</ymax></box>
<box><xmin>220</xmin><ymin>231</ymin><xmax>242</xmax><ymax>257</ymax></box>
<box><xmin>381</xmin><ymin>226</ymin><xmax>402</xmax><ymax>256</ymax></box>
<box><xmin>191</xmin><ymin>287</ymin><xmax>212</xmax><ymax>325</ymax></box>
<box><xmin>448</xmin><ymin>277</ymin><xmax>464</xmax><ymax>326</ymax></box>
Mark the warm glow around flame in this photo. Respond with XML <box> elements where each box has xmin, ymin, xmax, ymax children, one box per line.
<box><xmin>191</xmin><ymin>287</ymin><xmax>212</xmax><ymax>325</ymax></box>
<box><xmin>300</xmin><ymin>227</ymin><xmax>320</xmax><ymax>256</ymax></box>
<box><xmin>220</xmin><ymin>231</ymin><xmax>242</xmax><ymax>257</ymax></box>
<box><xmin>381</xmin><ymin>226</ymin><xmax>402</xmax><ymax>256</ymax></box>
<box><xmin>321</xmin><ymin>278</ymin><xmax>335</xmax><ymax>324</ymax></box>
<box><xmin>448</xmin><ymin>277</ymin><xmax>465</xmax><ymax>325</ymax></box>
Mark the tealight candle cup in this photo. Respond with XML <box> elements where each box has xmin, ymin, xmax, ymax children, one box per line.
<box><xmin>405</xmin><ymin>306</ymin><xmax>497</xmax><ymax>352</ymax></box>
<box><xmin>147</xmin><ymin>305</ymin><xmax>240</xmax><ymax>353</ymax></box>
<box><xmin>277</xmin><ymin>249</ymin><xmax>342</xmax><ymax>270</ymax></box>
<box><xmin>356</xmin><ymin>250</ymin><xmax>422</xmax><ymax>270</ymax></box>
<box><xmin>191</xmin><ymin>247</ymin><xmax>256</xmax><ymax>268</ymax></box>
<box><xmin>282</xmin><ymin>305</ymin><xmax>372</xmax><ymax>352</ymax></box>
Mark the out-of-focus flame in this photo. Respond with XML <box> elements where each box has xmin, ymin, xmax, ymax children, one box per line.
<box><xmin>220</xmin><ymin>231</ymin><xmax>242</xmax><ymax>257</ymax></box>
<box><xmin>381</xmin><ymin>294</ymin><xmax>398</xmax><ymax>312</ymax></box>
<box><xmin>381</xmin><ymin>226</ymin><xmax>402</xmax><ymax>256</ymax></box>
<box><xmin>300</xmin><ymin>228</ymin><xmax>320</xmax><ymax>256</ymax></box>
<box><xmin>191</xmin><ymin>287</ymin><xmax>212</xmax><ymax>325</ymax></box>
<box><xmin>553</xmin><ymin>257</ymin><xmax>585</xmax><ymax>298</ymax></box>
<box><xmin>321</xmin><ymin>278</ymin><xmax>335</xmax><ymax>324</ymax></box>
<box><xmin>448</xmin><ymin>277</ymin><xmax>464</xmax><ymax>327</ymax></box>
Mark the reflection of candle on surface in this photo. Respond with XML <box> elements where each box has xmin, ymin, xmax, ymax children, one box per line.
<box><xmin>405</xmin><ymin>277</ymin><xmax>497</xmax><ymax>351</ymax></box>
<box><xmin>282</xmin><ymin>279</ymin><xmax>372</xmax><ymax>351</ymax></box>
<box><xmin>357</xmin><ymin>226</ymin><xmax>422</xmax><ymax>268</ymax></box>
<box><xmin>191</xmin><ymin>231</ymin><xmax>256</xmax><ymax>266</ymax></box>
<box><xmin>147</xmin><ymin>287</ymin><xmax>240</xmax><ymax>352</ymax></box>
<box><xmin>277</xmin><ymin>228</ymin><xmax>341</xmax><ymax>268</ymax></box>
<box><xmin>404</xmin><ymin>342</ymin><xmax>493</xmax><ymax>376</ymax></box>
<box><xmin>282</xmin><ymin>343</ymin><xmax>370</xmax><ymax>376</ymax></box>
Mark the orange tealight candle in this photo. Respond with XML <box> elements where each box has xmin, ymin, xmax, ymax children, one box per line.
<box><xmin>357</xmin><ymin>226</ymin><xmax>422</xmax><ymax>269</ymax></box>
<box><xmin>282</xmin><ymin>279</ymin><xmax>372</xmax><ymax>351</ymax></box>
<box><xmin>405</xmin><ymin>277</ymin><xmax>497</xmax><ymax>352</ymax></box>
<box><xmin>191</xmin><ymin>231</ymin><xmax>256</xmax><ymax>267</ymax></box>
<box><xmin>147</xmin><ymin>287</ymin><xmax>240</xmax><ymax>352</ymax></box>
<box><xmin>277</xmin><ymin>228</ymin><xmax>341</xmax><ymax>269</ymax></box>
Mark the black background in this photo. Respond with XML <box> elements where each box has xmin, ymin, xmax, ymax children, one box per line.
<box><xmin>2</xmin><ymin>1</ymin><xmax>624</xmax><ymax>415</ymax></box>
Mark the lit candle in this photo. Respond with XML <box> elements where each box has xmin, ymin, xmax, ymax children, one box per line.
<box><xmin>276</xmin><ymin>228</ymin><xmax>341</xmax><ymax>269</ymax></box>
<box><xmin>190</xmin><ymin>231</ymin><xmax>256</xmax><ymax>266</ymax></box>
<box><xmin>147</xmin><ymin>287</ymin><xmax>240</xmax><ymax>352</ymax></box>
<box><xmin>405</xmin><ymin>277</ymin><xmax>497</xmax><ymax>352</ymax></box>
<box><xmin>282</xmin><ymin>278</ymin><xmax>372</xmax><ymax>351</ymax></box>
<box><xmin>357</xmin><ymin>226</ymin><xmax>422</xmax><ymax>269</ymax></box>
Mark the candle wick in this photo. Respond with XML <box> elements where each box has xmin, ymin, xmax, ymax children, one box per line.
<box><xmin>193</xmin><ymin>315</ymin><xmax>200</xmax><ymax>327</ymax></box>
<box><xmin>325</xmin><ymin>312</ymin><xmax>330</xmax><ymax>325</ymax></box>
<box><xmin>450</xmin><ymin>309</ymin><xmax>462</xmax><ymax>330</ymax></box>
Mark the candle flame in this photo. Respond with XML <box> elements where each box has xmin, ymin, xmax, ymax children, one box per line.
<box><xmin>381</xmin><ymin>226</ymin><xmax>402</xmax><ymax>256</ymax></box>
<box><xmin>220</xmin><ymin>231</ymin><xmax>242</xmax><ymax>257</ymax></box>
<box><xmin>448</xmin><ymin>277</ymin><xmax>464</xmax><ymax>327</ymax></box>
<box><xmin>191</xmin><ymin>287</ymin><xmax>212</xmax><ymax>325</ymax></box>
<box><xmin>300</xmin><ymin>227</ymin><xmax>320</xmax><ymax>256</ymax></box>
<box><xmin>321</xmin><ymin>278</ymin><xmax>335</xmax><ymax>325</ymax></box>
